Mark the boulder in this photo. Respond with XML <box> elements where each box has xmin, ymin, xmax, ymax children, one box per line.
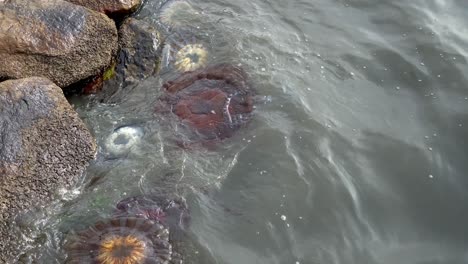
<box><xmin>118</xmin><ymin>18</ymin><xmax>161</xmax><ymax>83</ymax></box>
<box><xmin>0</xmin><ymin>0</ymin><xmax>118</xmax><ymax>87</ymax></box>
<box><xmin>97</xmin><ymin>18</ymin><xmax>161</xmax><ymax>102</ymax></box>
<box><xmin>65</xmin><ymin>0</ymin><xmax>141</xmax><ymax>16</ymax></box>
<box><xmin>0</xmin><ymin>77</ymin><xmax>96</xmax><ymax>262</ymax></box>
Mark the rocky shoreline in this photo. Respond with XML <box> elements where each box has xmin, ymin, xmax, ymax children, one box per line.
<box><xmin>0</xmin><ymin>0</ymin><xmax>152</xmax><ymax>262</ymax></box>
<box><xmin>0</xmin><ymin>0</ymin><xmax>255</xmax><ymax>261</ymax></box>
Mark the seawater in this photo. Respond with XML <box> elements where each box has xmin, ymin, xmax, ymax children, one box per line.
<box><xmin>14</xmin><ymin>0</ymin><xmax>468</xmax><ymax>263</ymax></box>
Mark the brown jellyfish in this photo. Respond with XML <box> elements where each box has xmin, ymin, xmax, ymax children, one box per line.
<box><xmin>157</xmin><ymin>63</ymin><xmax>255</xmax><ymax>143</ymax></box>
<box><xmin>65</xmin><ymin>217</ymin><xmax>175</xmax><ymax>264</ymax></box>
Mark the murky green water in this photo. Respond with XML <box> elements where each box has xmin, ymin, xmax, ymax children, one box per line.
<box><xmin>13</xmin><ymin>0</ymin><xmax>468</xmax><ymax>263</ymax></box>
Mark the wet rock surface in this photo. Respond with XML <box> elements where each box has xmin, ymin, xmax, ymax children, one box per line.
<box><xmin>66</xmin><ymin>0</ymin><xmax>141</xmax><ymax>16</ymax></box>
<box><xmin>119</xmin><ymin>18</ymin><xmax>161</xmax><ymax>83</ymax></box>
<box><xmin>99</xmin><ymin>18</ymin><xmax>161</xmax><ymax>102</ymax></box>
<box><xmin>0</xmin><ymin>0</ymin><xmax>118</xmax><ymax>87</ymax></box>
<box><xmin>0</xmin><ymin>77</ymin><xmax>96</xmax><ymax>263</ymax></box>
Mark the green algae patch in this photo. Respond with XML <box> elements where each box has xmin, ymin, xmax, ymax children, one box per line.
<box><xmin>103</xmin><ymin>63</ymin><xmax>116</xmax><ymax>81</ymax></box>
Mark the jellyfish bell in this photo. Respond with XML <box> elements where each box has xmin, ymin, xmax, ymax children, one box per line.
<box><xmin>97</xmin><ymin>235</ymin><xmax>145</xmax><ymax>263</ymax></box>
<box><xmin>161</xmin><ymin>31</ymin><xmax>209</xmax><ymax>73</ymax></box>
<box><xmin>105</xmin><ymin>126</ymin><xmax>143</xmax><ymax>156</ymax></box>
<box><xmin>174</xmin><ymin>44</ymin><xmax>208</xmax><ymax>72</ymax></box>
<box><xmin>158</xmin><ymin>0</ymin><xmax>199</xmax><ymax>29</ymax></box>
<box><xmin>65</xmin><ymin>217</ymin><xmax>174</xmax><ymax>264</ymax></box>
<box><xmin>157</xmin><ymin>64</ymin><xmax>255</xmax><ymax>143</ymax></box>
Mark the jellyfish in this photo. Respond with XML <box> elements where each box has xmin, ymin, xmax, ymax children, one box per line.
<box><xmin>158</xmin><ymin>0</ymin><xmax>199</xmax><ymax>29</ymax></box>
<box><xmin>174</xmin><ymin>44</ymin><xmax>208</xmax><ymax>72</ymax></box>
<box><xmin>161</xmin><ymin>31</ymin><xmax>209</xmax><ymax>72</ymax></box>
<box><xmin>157</xmin><ymin>64</ymin><xmax>255</xmax><ymax>143</ymax></box>
<box><xmin>105</xmin><ymin>126</ymin><xmax>143</xmax><ymax>156</ymax></box>
<box><xmin>115</xmin><ymin>196</ymin><xmax>190</xmax><ymax>232</ymax></box>
<box><xmin>65</xmin><ymin>217</ymin><xmax>175</xmax><ymax>263</ymax></box>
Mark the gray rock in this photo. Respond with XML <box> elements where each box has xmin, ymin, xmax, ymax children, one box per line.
<box><xmin>119</xmin><ymin>18</ymin><xmax>161</xmax><ymax>82</ymax></box>
<box><xmin>0</xmin><ymin>0</ymin><xmax>118</xmax><ymax>87</ymax></box>
<box><xmin>66</xmin><ymin>0</ymin><xmax>141</xmax><ymax>16</ymax></box>
<box><xmin>99</xmin><ymin>18</ymin><xmax>161</xmax><ymax>102</ymax></box>
<box><xmin>0</xmin><ymin>77</ymin><xmax>97</xmax><ymax>263</ymax></box>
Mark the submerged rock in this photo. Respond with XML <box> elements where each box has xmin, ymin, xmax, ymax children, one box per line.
<box><xmin>0</xmin><ymin>77</ymin><xmax>96</xmax><ymax>262</ymax></box>
<box><xmin>66</xmin><ymin>0</ymin><xmax>141</xmax><ymax>16</ymax></box>
<box><xmin>0</xmin><ymin>0</ymin><xmax>118</xmax><ymax>87</ymax></box>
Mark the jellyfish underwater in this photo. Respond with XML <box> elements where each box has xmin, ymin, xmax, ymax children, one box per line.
<box><xmin>113</xmin><ymin>196</ymin><xmax>212</xmax><ymax>263</ymax></box>
<box><xmin>105</xmin><ymin>126</ymin><xmax>143</xmax><ymax>156</ymax></box>
<box><xmin>161</xmin><ymin>31</ymin><xmax>209</xmax><ymax>73</ymax></box>
<box><xmin>65</xmin><ymin>217</ymin><xmax>174</xmax><ymax>264</ymax></box>
<box><xmin>158</xmin><ymin>0</ymin><xmax>199</xmax><ymax>29</ymax></box>
<box><xmin>156</xmin><ymin>63</ymin><xmax>255</xmax><ymax>143</ymax></box>
<box><xmin>174</xmin><ymin>43</ymin><xmax>208</xmax><ymax>72</ymax></box>
<box><xmin>115</xmin><ymin>196</ymin><xmax>190</xmax><ymax>233</ymax></box>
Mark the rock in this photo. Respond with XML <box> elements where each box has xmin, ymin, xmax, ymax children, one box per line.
<box><xmin>98</xmin><ymin>18</ymin><xmax>161</xmax><ymax>102</ymax></box>
<box><xmin>0</xmin><ymin>0</ymin><xmax>118</xmax><ymax>88</ymax></box>
<box><xmin>119</xmin><ymin>18</ymin><xmax>161</xmax><ymax>82</ymax></box>
<box><xmin>65</xmin><ymin>0</ymin><xmax>141</xmax><ymax>16</ymax></box>
<box><xmin>0</xmin><ymin>77</ymin><xmax>97</xmax><ymax>263</ymax></box>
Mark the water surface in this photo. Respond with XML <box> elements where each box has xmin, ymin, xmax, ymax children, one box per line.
<box><xmin>15</xmin><ymin>0</ymin><xmax>468</xmax><ymax>263</ymax></box>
